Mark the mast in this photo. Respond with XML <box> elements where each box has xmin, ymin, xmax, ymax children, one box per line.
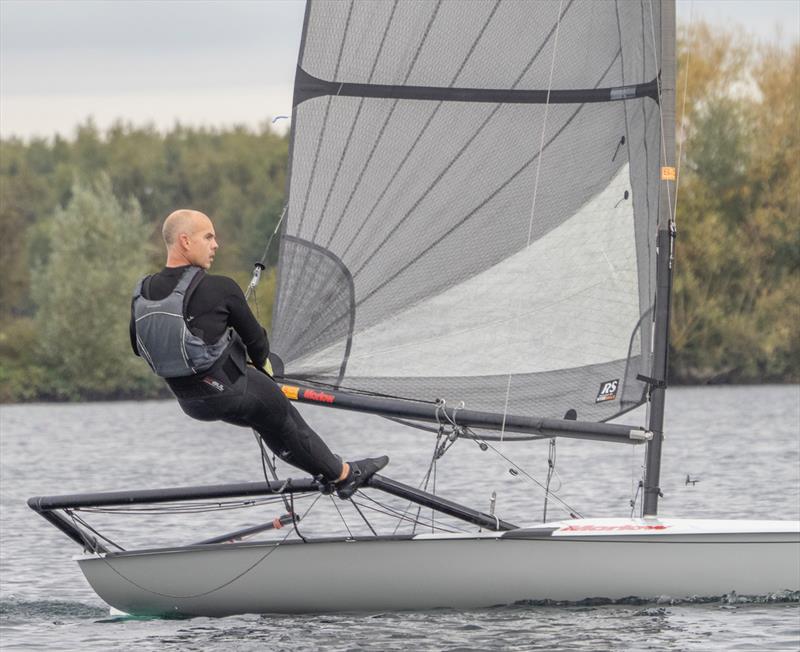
<box><xmin>643</xmin><ymin>0</ymin><xmax>677</xmax><ymax>517</ymax></box>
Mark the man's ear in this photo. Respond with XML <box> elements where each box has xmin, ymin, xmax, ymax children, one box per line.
<box><xmin>179</xmin><ymin>232</ymin><xmax>191</xmax><ymax>250</ymax></box>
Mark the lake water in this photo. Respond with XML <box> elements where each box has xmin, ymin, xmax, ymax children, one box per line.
<box><xmin>1</xmin><ymin>385</ymin><xmax>799</xmax><ymax>651</ymax></box>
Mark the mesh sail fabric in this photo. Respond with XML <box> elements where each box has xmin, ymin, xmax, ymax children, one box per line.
<box><xmin>272</xmin><ymin>0</ymin><xmax>663</xmax><ymax>425</ymax></box>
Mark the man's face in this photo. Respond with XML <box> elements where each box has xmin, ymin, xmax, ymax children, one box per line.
<box><xmin>182</xmin><ymin>216</ymin><xmax>218</xmax><ymax>269</ymax></box>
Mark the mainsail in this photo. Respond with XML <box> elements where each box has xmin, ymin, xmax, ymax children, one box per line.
<box><xmin>272</xmin><ymin>0</ymin><xmax>667</xmax><ymax>427</ymax></box>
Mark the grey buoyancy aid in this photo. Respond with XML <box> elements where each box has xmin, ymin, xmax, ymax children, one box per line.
<box><xmin>132</xmin><ymin>266</ymin><xmax>235</xmax><ymax>378</ymax></box>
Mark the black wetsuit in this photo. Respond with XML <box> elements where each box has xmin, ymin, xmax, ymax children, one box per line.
<box><xmin>130</xmin><ymin>265</ymin><xmax>343</xmax><ymax>481</ymax></box>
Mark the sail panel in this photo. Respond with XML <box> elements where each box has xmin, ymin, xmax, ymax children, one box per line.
<box><xmin>273</xmin><ymin>0</ymin><xmax>664</xmax><ymax>424</ymax></box>
<box><xmin>299</xmin><ymin>0</ymin><xmax>660</xmax><ymax>91</ymax></box>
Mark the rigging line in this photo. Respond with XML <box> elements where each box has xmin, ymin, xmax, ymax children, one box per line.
<box><xmin>349</xmin><ymin>499</ymin><xmax>378</xmax><ymax>537</ymax></box>
<box><xmin>346</xmin><ymin>0</ymin><xmax>576</xmax><ymax>277</ymax></box>
<box><xmin>289</xmin><ymin>486</ymin><xmax>308</xmax><ymax>543</ymax></box>
<box><xmin>359</xmin><ymin>490</ymin><xmax>468</xmax><ymax>533</ymax></box>
<box><xmin>673</xmin><ymin>0</ymin><xmax>694</xmax><ymax>223</ymax></box>
<box><xmin>247</xmin><ymin>203</ymin><xmax>287</xmax><ymax>302</ymax></box>
<box><xmin>646</xmin><ymin>0</ymin><xmax>674</xmax><ymax>222</ymax></box>
<box><xmin>475</xmin><ymin>433</ymin><xmax>583</xmax><ymax>518</ymax></box>
<box><xmin>79</xmin><ymin>500</ymin><xmax>290</xmax><ymax>515</ymax></box>
<box><xmin>96</xmin><ymin>493</ymin><xmax>323</xmax><ymax>601</ymax></box>
<box><xmin>630</xmin><ymin>439</ymin><xmax>638</xmax><ymax>515</ymax></box>
<box><xmin>542</xmin><ymin>438</ymin><xmax>557</xmax><ymax>523</ymax></box>
<box><xmin>412</xmin><ymin>426</ymin><xmax>446</xmax><ymax>535</ymax></box>
<box><xmin>66</xmin><ymin>510</ymin><xmax>101</xmax><ymax>553</ymax></box>
<box><xmin>357</xmin><ymin>494</ymin><xmax>466</xmax><ymax>534</ymax></box>
<box><xmin>79</xmin><ymin>495</ymin><xmax>295</xmax><ymax>514</ymax></box>
<box><xmin>254</xmin><ymin>431</ymin><xmax>292</xmax><ymax>514</ymax></box>
<box><xmin>499</xmin><ymin>0</ymin><xmax>565</xmax><ymax>442</ymax></box>
<box><xmin>330</xmin><ymin>495</ymin><xmax>354</xmax><ymax>539</ymax></box>
<box><xmin>629</xmin><ymin>1</ymin><xmax>655</xmax><ymax>335</ymax></box>
<box><xmin>68</xmin><ymin>510</ymin><xmax>125</xmax><ymax>552</ymax></box>
<box><xmin>393</xmin><ymin>419</ymin><xmax>451</xmax><ymax>535</ymax></box>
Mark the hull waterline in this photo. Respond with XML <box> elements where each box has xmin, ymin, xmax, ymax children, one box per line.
<box><xmin>76</xmin><ymin>518</ymin><xmax>800</xmax><ymax>616</ymax></box>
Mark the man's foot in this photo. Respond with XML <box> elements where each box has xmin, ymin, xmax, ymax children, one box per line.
<box><xmin>336</xmin><ymin>456</ymin><xmax>389</xmax><ymax>499</ymax></box>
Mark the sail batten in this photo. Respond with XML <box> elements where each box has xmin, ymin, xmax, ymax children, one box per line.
<box><xmin>294</xmin><ymin>66</ymin><xmax>659</xmax><ymax>107</ymax></box>
<box><xmin>273</xmin><ymin>0</ymin><xmax>664</xmax><ymax>426</ymax></box>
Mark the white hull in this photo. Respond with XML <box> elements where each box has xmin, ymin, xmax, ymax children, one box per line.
<box><xmin>77</xmin><ymin>518</ymin><xmax>800</xmax><ymax>616</ymax></box>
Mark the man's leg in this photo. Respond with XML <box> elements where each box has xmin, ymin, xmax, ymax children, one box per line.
<box><xmin>224</xmin><ymin>368</ymin><xmax>344</xmax><ymax>482</ymax></box>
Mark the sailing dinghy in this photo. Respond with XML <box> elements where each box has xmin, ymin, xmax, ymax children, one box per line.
<box><xmin>30</xmin><ymin>0</ymin><xmax>799</xmax><ymax>616</ymax></box>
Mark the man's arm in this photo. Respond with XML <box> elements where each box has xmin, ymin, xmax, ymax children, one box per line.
<box><xmin>225</xmin><ymin>281</ymin><xmax>269</xmax><ymax>368</ymax></box>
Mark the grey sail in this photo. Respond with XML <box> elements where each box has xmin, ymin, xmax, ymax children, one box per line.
<box><xmin>271</xmin><ymin>0</ymin><xmax>664</xmax><ymax>426</ymax></box>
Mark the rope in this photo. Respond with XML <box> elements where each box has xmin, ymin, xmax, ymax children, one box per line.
<box><xmin>68</xmin><ymin>510</ymin><xmax>124</xmax><ymax>552</ymax></box>
<box><xmin>499</xmin><ymin>0</ymin><xmax>564</xmax><ymax>441</ymax></box>
<box><xmin>330</xmin><ymin>495</ymin><xmax>354</xmax><ymax>539</ymax></box>
<box><xmin>79</xmin><ymin>495</ymin><xmax>290</xmax><ymax>515</ymax></box>
<box><xmin>254</xmin><ymin>430</ymin><xmax>292</xmax><ymax>513</ymax></box>
<box><xmin>357</xmin><ymin>493</ymin><xmax>467</xmax><ymax>534</ymax></box>
<box><xmin>646</xmin><ymin>0</ymin><xmax>674</xmax><ymax>222</ymax></box>
<box><xmin>96</xmin><ymin>492</ymin><xmax>322</xmax><ymax>600</ymax></box>
<box><xmin>349</xmin><ymin>499</ymin><xmax>378</xmax><ymax>537</ymax></box>
<box><xmin>472</xmin><ymin>430</ymin><xmax>583</xmax><ymax>519</ymax></box>
<box><xmin>542</xmin><ymin>438</ymin><xmax>556</xmax><ymax>523</ymax></box>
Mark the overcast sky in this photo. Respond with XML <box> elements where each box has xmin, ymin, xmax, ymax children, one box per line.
<box><xmin>1</xmin><ymin>0</ymin><xmax>797</xmax><ymax>140</ymax></box>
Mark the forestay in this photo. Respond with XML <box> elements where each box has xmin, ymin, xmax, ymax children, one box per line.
<box><xmin>271</xmin><ymin>0</ymin><xmax>665</xmax><ymax>425</ymax></box>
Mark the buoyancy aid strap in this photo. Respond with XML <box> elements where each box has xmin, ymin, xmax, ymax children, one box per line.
<box><xmin>181</xmin><ymin>267</ymin><xmax>206</xmax><ymax>317</ymax></box>
<box><xmin>142</xmin><ymin>275</ymin><xmax>153</xmax><ymax>300</ymax></box>
<box><xmin>132</xmin><ymin>275</ymin><xmax>148</xmax><ymax>300</ymax></box>
<box><xmin>173</xmin><ymin>266</ymin><xmax>203</xmax><ymax>296</ymax></box>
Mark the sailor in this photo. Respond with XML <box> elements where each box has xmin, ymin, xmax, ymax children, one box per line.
<box><xmin>130</xmin><ymin>209</ymin><xmax>388</xmax><ymax>498</ymax></box>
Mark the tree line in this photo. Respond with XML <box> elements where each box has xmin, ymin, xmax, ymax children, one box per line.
<box><xmin>0</xmin><ymin>24</ymin><xmax>797</xmax><ymax>402</ymax></box>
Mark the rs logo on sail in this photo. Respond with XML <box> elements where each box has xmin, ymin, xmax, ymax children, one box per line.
<box><xmin>596</xmin><ymin>379</ymin><xmax>619</xmax><ymax>403</ymax></box>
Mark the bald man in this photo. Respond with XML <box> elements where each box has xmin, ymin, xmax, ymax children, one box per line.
<box><xmin>130</xmin><ymin>209</ymin><xmax>387</xmax><ymax>498</ymax></box>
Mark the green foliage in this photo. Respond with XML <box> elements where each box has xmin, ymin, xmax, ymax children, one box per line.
<box><xmin>0</xmin><ymin>122</ymin><xmax>288</xmax><ymax>401</ymax></box>
<box><xmin>671</xmin><ymin>27</ymin><xmax>799</xmax><ymax>383</ymax></box>
<box><xmin>0</xmin><ymin>317</ymin><xmax>49</xmax><ymax>402</ymax></box>
<box><xmin>29</xmin><ymin>177</ymin><xmax>162</xmax><ymax>400</ymax></box>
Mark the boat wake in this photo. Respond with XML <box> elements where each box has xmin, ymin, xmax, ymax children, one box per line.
<box><xmin>508</xmin><ymin>590</ymin><xmax>800</xmax><ymax>609</ymax></box>
<box><xmin>0</xmin><ymin>597</ymin><xmax>108</xmax><ymax>622</ymax></box>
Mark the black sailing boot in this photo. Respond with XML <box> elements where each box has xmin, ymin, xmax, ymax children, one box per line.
<box><xmin>336</xmin><ymin>456</ymin><xmax>389</xmax><ymax>499</ymax></box>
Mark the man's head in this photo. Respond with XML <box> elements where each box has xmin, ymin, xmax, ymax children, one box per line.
<box><xmin>162</xmin><ymin>209</ymin><xmax>218</xmax><ymax>269</ymax></box>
